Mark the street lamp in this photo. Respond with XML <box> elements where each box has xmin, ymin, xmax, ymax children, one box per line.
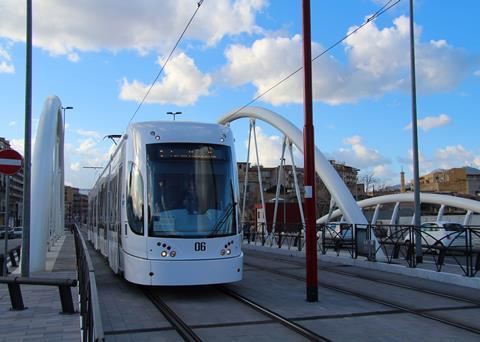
<box><xmin>166</xmin><ymin>111</ymin><xmax>182</xmax><ymax>121</ymax></box>
<box><xmin>61</xmin><ymin>106</ymin><xmax>74</xmax><ymax>137</ymax></box>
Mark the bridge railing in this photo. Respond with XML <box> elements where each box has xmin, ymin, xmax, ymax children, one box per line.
<box><xmin>243</xmin><ymin>222</ymin><xmax>305</xmax><ymax>251</ymax></box>
<box><xmin>243</xmin><ymin>222</ymin><xmax>480</xmax><ymax>277</ymax></box>
<box><xmin>73</xmin><ymin>223</ymin><xmax>104</xmax><ymax>342</ymax></box>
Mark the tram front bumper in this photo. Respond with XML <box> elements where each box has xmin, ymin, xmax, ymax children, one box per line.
<box><xmin>124</xmin><ymin>252</ymin><xmax>243</xmax><ymax>286</ymax></box>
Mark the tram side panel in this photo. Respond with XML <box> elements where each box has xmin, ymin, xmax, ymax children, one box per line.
<box><xmin>107</xmin><ymin>143</ymin><xmax>125</xmax><ymax>274</ymax></box>
<box><xmin>122</xmin><ymin>132</ymin><xmax>150</xmax><ymax>284</ymax></box>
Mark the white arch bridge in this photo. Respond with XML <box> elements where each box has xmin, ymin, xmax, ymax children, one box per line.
<box><xmin>28</xmin><ymin>99</ymin><xmax>480</xmax><ymax>271</ymax></box>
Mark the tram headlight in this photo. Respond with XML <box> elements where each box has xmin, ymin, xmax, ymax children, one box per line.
<box><xmin>170</xmin><ymin>251</ymin><xmax>176</xmax><ymax>257</ymax></box>
<box><xmin>220</xmin><ymin>249</ymin><xmax>226</xmax><ymax>256</ymax></box>
<box><xmin>161</xmin><ymin>251</ymin><xmax>168</xmax><ymax>257</ymax></box>
<box><xmin>226</xmin><ymin>249</ymin><xmax>231</xmax><ymax>255</ymax></box>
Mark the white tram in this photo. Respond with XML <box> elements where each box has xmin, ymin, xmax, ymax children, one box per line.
<box><xmin>87</xmin><ymin>121</ymin><xmax>243</xmax><ymax>285</ymax></box>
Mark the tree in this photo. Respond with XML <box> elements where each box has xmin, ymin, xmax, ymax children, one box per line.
<box><xmin>359</xmin><ymin>172</ymin><xmax>379</xmax><ymax>195</ymax></box>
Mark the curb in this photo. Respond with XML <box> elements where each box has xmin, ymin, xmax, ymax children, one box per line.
<box><xmin>243</xmin><ymin>243</ymin><xmax>480</xmax><ymax>289</ymax></box>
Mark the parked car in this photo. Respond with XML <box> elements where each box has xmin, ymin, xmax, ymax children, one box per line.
<box><xmin>0</xmin><ymin>226</ymin><xmax>15</xmax><ymax>239</ymax></box>
<box><xmin>12</xmin><ymin>227</ymin><xmax>23</xmax><ymax>239</ymax></box>
<box><xmin>404</xmin><ymin>221</ymin><xmax>465</xmax><ymax>248</ymax></box>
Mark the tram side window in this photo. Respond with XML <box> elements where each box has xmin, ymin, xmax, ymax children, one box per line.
<box><xmin>93</xmin><ymin>196</ymin><xmax>97</xmax><ymax>226</ymax></box>
<box><xmin>109</xmin><ymin>175</ymin><xmax>117</xmax><ymax>231</ymax></box>
<box><xmin>126</xmin><ymin>162</ymin><xmax>144</xmax><ymax>235</ymax></box>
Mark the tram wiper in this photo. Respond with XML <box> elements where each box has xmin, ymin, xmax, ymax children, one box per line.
<box><xmin>208</xmin><ymin>203</ymin><xmax>236</xmax><ymax>237</ymax></box>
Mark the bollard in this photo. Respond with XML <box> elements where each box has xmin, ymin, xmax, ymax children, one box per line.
<box><xmin>0</xmin><ymin>255</ymin><xmax>4</xmax><ymax>276</ymax></box>
<box><xmin>9</xmin><ymin>250</ymin><xmax>17</xmax><ymax>267</ymax></box>
<box><xmin>437</xmin><ymin>247</ymin><xmax>446</xmax><ymax>267</ymax></box>
<box><xmin>392</xmin><ymin>243</ymin><xmax>401</xmax><ymax>259</ymax></box>
<box><xmin>405</xmin><ymin>242</ymin><xmax>413</xmax><ymax>262</ymax></box>
<box><xmin>364</xmin><ymin>240</ymin><xmax>376</xmax><ymax>261</ymax></box>
<box><xmin>7</xmin><ymin>283</ymin><xmax>25</xmax><ymax>310</ymax></box>
<box><xmin>58</xmin><ymin>285</ymin><xmax>76</xmax><ymax>314</ymax></box>
<box><xmin>261</xmin><ymin>224</ymin><xmax>265</xmax><ymax>246</ymax></box>
<box><xmin>297</xmin><ymin>230</ymin><xmax>302</xmax><ymax>252</ymax></box>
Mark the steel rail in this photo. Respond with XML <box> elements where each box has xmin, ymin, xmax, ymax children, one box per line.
<box><xmin>141</xmin><ymin>287</ymin><xmax>202</xmax><ymax>342</ymax></box>
<box><xmin>244</xmin><ymin>261</ymin><xmax>480</xmax><ymax>335</ymax></box>
<box><xmin>246</xmin><ymin>253</ymin><xmax>480</xmax><ymax>307</ymax></box>
<box><xmin>218</xmin><ymin>286</ymin><xmax>331</xmax><ymax>342</ymax></box>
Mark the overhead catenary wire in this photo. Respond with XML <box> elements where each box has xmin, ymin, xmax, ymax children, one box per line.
<box><xmin>230</xmin><ymin>0</ymin><xmax>401</xmax><ymax>116</ymax></box>
<box><xmin>126</xmin><ymin>0</ymin><xmax>205</xmax><ymax>127</ymax></box>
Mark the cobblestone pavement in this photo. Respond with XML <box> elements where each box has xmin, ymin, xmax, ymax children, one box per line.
<box><xmin>0</xmin><ymin>232</ymin><xmax>80</xmax><ymax>342</ymax></box>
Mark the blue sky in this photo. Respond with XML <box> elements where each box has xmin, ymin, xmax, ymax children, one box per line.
<box><xmin>0</xmin><ymin>0</ymin><xmax>479</xmax><ymax>189</ymax></box>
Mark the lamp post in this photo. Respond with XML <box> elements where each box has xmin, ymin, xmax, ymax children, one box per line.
<box><xmin>21</xmin><ymin>0</ymin><xmax>32</xmax><ymax>277</ymax></box>
<box><xmin>408</xmin><ymin>0</ymin><xmax>423</xmax><ymax>264</ymax></box>
<box><xmin>166</xmin><ymin>111</ymin><xmax>182</xmax><ymax>121</ymax></box>
<box><xmin>62</xmin><ymin>106</ymin><xmax>73</xmax><ymax>136</ymax></box>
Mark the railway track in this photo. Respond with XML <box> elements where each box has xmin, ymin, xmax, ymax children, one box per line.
<box><xmin>217</xmin><ymin>286</ymin><xmax>331</xmax><ymax>342</ymax></box>
<box><xmin>246</xmin><ymin>252</ymin><xmax>480</xmax><ymax>307</ymax></box>
<box><xmin>142</xmin><ymin>284</ymin><xmax>330</xmax><ymax>341</ymax></box>
<box><xmin>244</xmin><ymin>260</ymin><xmax>480</xmax><ymax>335</ymax></box>
<box><xmin>141</xmin><ymin>287</ymin><xmax>202</xmax><ymax>342</ymax></box>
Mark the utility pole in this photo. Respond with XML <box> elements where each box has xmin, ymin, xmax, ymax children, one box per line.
<box><xmin>409</xmin><ymin>0</ymin><xmax>423</xmax><ymax>263</ymax></box>
<box><xmin>21</xmin><ymin>0</ymin><xmax>32</xmax><ymax>276</ymax></box>
<box><xmin>302</xmin><ymin>0</ymin><xmax>318</xmax><ymax>302</ymax></box>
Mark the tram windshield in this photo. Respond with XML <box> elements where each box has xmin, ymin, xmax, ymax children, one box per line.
<box><xmin>147</xmin><ymin>143</ymin><xmax>236</xmax><ymax>238</ymax></box>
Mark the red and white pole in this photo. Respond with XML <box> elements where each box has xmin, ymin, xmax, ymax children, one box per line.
<box><xmin>302</xmin><ymin>0</ymin><xmax>318</xmax><ymax>302</ymax></box>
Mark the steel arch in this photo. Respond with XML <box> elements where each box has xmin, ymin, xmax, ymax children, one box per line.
<box><xmin>318</xmin><ymin>192</ymin><xmax>480</xmax><ymax>224</ymax></box>
<box><xmin>218</xmin><ymin>106</ymin><xmax>368</xmax><ymax>225</ymax></box>
<box><xmin>30</xmin><ymin>95</ymin><xmax>65</xmax><ymax>272</ymax></box>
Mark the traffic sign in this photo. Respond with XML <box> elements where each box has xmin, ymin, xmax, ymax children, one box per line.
<box><xmin>0</xmin><ymin>149</ymin><xmax>23</xmax><ymax>175</ymax></box>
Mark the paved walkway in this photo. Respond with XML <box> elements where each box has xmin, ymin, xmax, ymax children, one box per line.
<box><xmin>244</xmin><ymin>238</ymin><xmax>480</xmax><ymax>289</ymax></box>
<box><xmin>0</xmin><ymin>232</ymin><xmax>80</xmax><ymax>342</ymax></box>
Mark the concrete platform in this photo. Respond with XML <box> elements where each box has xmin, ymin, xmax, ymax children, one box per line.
<box><xmin>0</xmin><ymin>232</ymin><xmax>80</xmax><ymax>342</ymax></box>
<box><xmin>91</xmin><ymin>241</ymin><xmax>480</xmax><ymax>341</ymax></box>
<box><xmin>243</xmin><ymin>239</ymin><xmax>480</xmax><ymax>288</ymax></box>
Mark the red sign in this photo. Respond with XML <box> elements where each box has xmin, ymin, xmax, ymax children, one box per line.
<box><xmin>0</xmin><ymin>149</ymin><xmax>23</xmax><ymax>175</ymax></box>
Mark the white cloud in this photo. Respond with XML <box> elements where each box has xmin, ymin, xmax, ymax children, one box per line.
<box><xmin>333</xmin><ymin>135</ymin><xmax>390</xmax><ymax>169</ymax></box>
<box><xmin>0</xmin><ymin>46</ymin><xmax>14</xmax><ymax>73</ymax></box>
<box><xmin>67</xmin><ymin>52</ymin><xmax>80</xmax><ymax>63</ymax></box>
<box><xmin>119</xmin><ymin>52</ymin><xmax>212</xmax><ymax>106</ymax></box>
<box><xmin>0</xmin><ymin>0</ymin><xmax>266</xmax><ymax>58</ymax></box>
<box><xmin>76</xmin><ymin>129</ymin><xmax>101</xmax><ymax>139</ymax></box>
<box><xmin>474</xmin><ymin>70</ymin><xmax>480</xmax><ymax>77</ymax></box>
<box><xmin>222</xmin><ymin>34</ymin><xmax>344</xmax><ymax>105</ymax></box>
<box><xmin>75</xmin><ymin>138</ymin><xmax>97</xmax><ymax>155</ymax></box>
<box><xmin>400</xmin><ymin>145</ymin><xmax>480</xmax><ymax>176</ymax></box>
<box><xmin>70</xmin><ymin>162</ymin><xmax>81</xmax><ymax>171</ymax></box>
<box><xmin>8</xmin><ymin>121</ymin><xmax>16</xmax><ymax>127</ymax></box>
<box><xmin>222</xmin><ymin>16</ymin><xmax>474</xmax><ymax>105</ymax></box>
<box><xmin>372</xmin><ymin>164</ymin><xmax>392</xmax><ymax>178</ymax></box>
<box><xmin>434</xmin><ymin>145</ymin><xmax>474</xmax><ymax>169</ymax></box>
<box><xmin>404</xmin><ymin>113</ymin><xmax>452</xmax><ymax>132</ymax></box>
<box><xmin>244</xmin><ymin>126</ymin><xmax>302</xmax><ymax>168</ymax></box>
<box><xmin>9</xmin><ymin>139</ymin><xmax>25</xmax><ymax>155</ymax></box>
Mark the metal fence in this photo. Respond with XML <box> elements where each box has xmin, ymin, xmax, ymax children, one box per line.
<box><xmin>73</xmin><ymin>223</ymin><xmax>104</xmax><ymax>342</ymax></box>
<box><xmin>242</xmin><ymin>222</ymin><xmax>480</xmax><ymax>277</ymax></box>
